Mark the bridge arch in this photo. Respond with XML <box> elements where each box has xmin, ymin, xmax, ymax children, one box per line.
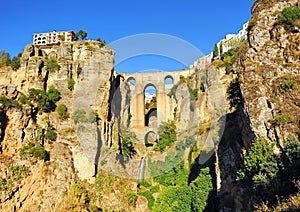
<box><xmin>127</xmin><ymin>77</ymin><xmax>136</xmax><ymax>90</ymax></box>
<box><xmin>164</xmin><ymin>75</ymin><xmax>174</xmax><ymax>89</ymax></box>
<box><xmin>144</xmin><ymin>131</ymin><xmax>158</xmax><ymax>147</ymax></box>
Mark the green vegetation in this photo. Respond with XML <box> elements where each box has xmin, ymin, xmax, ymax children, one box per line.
<box><xmin>213</xmin><ymin>43</ymin><xmax>219</xmax><ymax>58</ymax></box>
<box><xmin>121</xmin><ymin>134</ymin><xmax>136</xmax><ymax>158</ymax></box>
<box><xmin>154</xmin><ymin>120</ymin><xmax>177</xmax><ymax>152</ymax></box>
<box><xmin>188</xmin><ymin>85</ymin><xmax>198</xmax><ymax>101</ymax></box>
<box><xmin>237</xmin><ymin>137</ymin><xmax>278</xmax><ymax>186</ymax></box>
<box><xmin>236</xmin><ymin>135</ymin><xmax>300</xmax><ymax>209</ymax></box>
<box><xmin>96</xmin><ymin>38</ymin><xmax>107</xmax><ymax>47</ymax></box>
<box><xmin>0</xmin><ymin>96</ymin><xmax>20</xmax><ymax>109</ymax></box>
<box><xmin>248</xmin><ymin>18</ymin><xmax>257</xmax><ymax>31</ymax></box>
<box><xmin>190</xmin><ymin>167</ymin><xmax>213</xmax><ymax>211</ymax></box>
<box><xmin>150</xmin><ymin>163</ymin><xmax>213</xmax><ymax>212</ymax></box>
<box><xmin>46</xmin><ymin>58</ymin><xmax>60</xmax><ymax>73</ymax></box>
<box><xmin>10</xmin><ymin>165</ymin><xmax>30</xmax><ymax>181</ymax></box>
<box><xmin>68</xmin><ymin>78</ymin><xmax>75</xmax><ymax>91</ymax></box>
<box><xmin>0</xmin><ymin>50</ymin><xmax>10</xmax><ymax>68</ymax></box>
<box><xmin>270</xmin><ymin>113</ymin><xmax>293</xmax><ymax>126</ymax></box>
<box><xmin>19</xmin><ymin>142</ymin><xmax>48</xmax><ymax>161</ymax></box>
<box><xmin>28</xmin><ymin>86</ymin><xmax>60</xmax><ymax>112</ymax></box>
<box><xmin>73</xmin><ymin>109</ymin><xmax>87</xmax><ymax>124</ymax></box>
<box><xmin>10</xmin><ymin>53</ymin><xmax>21</xmax><ymax>70</ymax></box>
<box><xmin>74</xmin><ymin>30</ymin><xmax>88</xmax><ymax>41</ymax></box>
<box><xmin>73</xmin><ymin>109</ymin><xmax>98</xmax><ymax>124</ymax></box>
<box><xmin>71</xmin><ymin>183</ymin><xmax>90</xmax><ymax>204</ymax></box>
<box><xmin>280</xmin><ymin>80</ymin><xmax>297</xmax><ymax>92</ymax></box>
<box><xmin>276</xmin><ymin>7</ymin><xmax>300</xmax><ymax>30</ymax></box>
<box><xmin>126</xmin><ymin>192</ymin><xmax>138</xmax><ymax>207</ymax></box>
<box><xmin>217</xmin><ymin>48</ymin><xmax>236</xmax><ymax>74</ymax></box>
<box><xmin>45</xmin><ymin>126</ymin><xmax>57</xmax><ymax>143</ymax></box>
<box><xmin>0</xmin><ymin>50</ymin><xmax>21</xmax><ymax>70</ymax></box>
<box><xmin>56</xmin><ymin>104</ymin><xmax>69</xmax><ymax>120</ymax></box>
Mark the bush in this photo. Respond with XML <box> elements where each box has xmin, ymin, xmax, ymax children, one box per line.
<box><xmin>236</xmin><ymin>137</ymin><xmax>279</xmax><ymax>187</ymax></box>
<box><xmin>138</xmin><ymin>191</ymin><xmax>155</xmax><ymax>209</ymax></box>
<box><xmin>19</xmin><ymin>142</ymin><xmax>48</xmax><ymax>161</ymax></box>
<box><xmin>0</xmin><ymin>96</ymin><xmax>20</xmax><ymax>109</ymax></box>
<box><xmin>248</xmin><ymin>18</ymin><xmax>257</xmax><ymax>31</ymax></box>
<box><xmin>280</xmin><ymin>80</ymin><xmax>297</xmax><ymax>92</ymax></box>
<box><xmin>271</xmin><ymin>113</ymin><xmax>293</xmax><ymax>126</ymax></box>
<box><xmin>56</xmin><ymin>104</ymin><xmax>69</xmax><ymax>120</ymax></box>
<box><xmin>122</xmin><ymin>135</ymin><xmax>136</xmax><ymax>158</ymax></box>
<box><xmin>190</xmin><ymin>167</ymin><xmax>213</xmax><ymax>211</ymax></box>
<box><xmin>71</xmin><ymin>183</ymin><xmax>89</xmax><ymax>204</ymax></box>
<box><xmin>45</xmin><ymin>127</ymin><xmax>57</xmax><ymax>143</ymax></box>
<box><xmin>46</xmin><ymin>58</ymin><xmax>60</xmax><ymax>73</ymax></box>
<box><xmin>10</xmin><ymin>55</ymin><xmax>20</xmax><ymax>70</ymax></box>
<box><xmin>68</xmin><ymin>78</ymin><xmax>75</xmax><ymax>91</ymax></box>
<box><xmin>153</xmin><ymin>185</ymin><xmax>192</xmax><ymax>212</ymax></box>
<box><xmin>126</xmin><ymin>192</ymin><xmax>138</xmax><ymax>207</ymax></box>
<box><xmin>0</xmin><ymin>50</ymin><xmax>10</xmax><ymax>68</ymax></box>
<box><xmin>154</xmin><ymin>120</ymin><xmax>177</xmax><ymax>152</ymax></box>
<box><xmin>28</xmin><ymin>87</ymin><xmax>60</xmax><ymax>112</ymax></box>
<box><xmin>276</xmin><ymin>7</ymin><xmax>300</xmax><ymax>29</ymax></box>
<box><xmin>73</xmin><ymin>109</ymin><xmax>87</xmax><ymax>124</ymax></box>
<box><xmin>10</xmin><ymin>165</ymin><xmax>30</xmax><ymax>181</ymax></box>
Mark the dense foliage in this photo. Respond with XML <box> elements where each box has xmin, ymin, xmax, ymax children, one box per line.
<box><xmin>19</xmin><ymin>142</ymin><xmax>48</xmax><ymax>161</ymax></box>
<box><xmin>276</xmin><ymin>7</ymin><xmax>300</xmax><ymax>29</ymax></box>
<box><xmin>121</xmin><ymin>133</ymin><xmax>136</xmax><ymax>158</ymax></box>
<box><xmin>154</xmin><ymin>120</ymin><xmax>177</xmax><ymax>152</ymax></box>
<box><xmin>68</xmin><ymin>78</ymin><xmax>75</xmax><ymax>91</ymax></box>
<box><xmin>56</xmin><ymin>104</ymin><xmax>69</xmax><ymax>120</ymax></box>
<box><xmin>46</xmin><ymin>58</ymin><xmax>60</xmax><ymax>73</ymax></box>
<box><xmin>28</xmin><ymin>86</ymin><xmax>60</xmax><ymax>112</ymax></box>
<box><xmin>237</xmin><ymin>135</ymin><xmax>300</xmax><ymax>209</ymax></box>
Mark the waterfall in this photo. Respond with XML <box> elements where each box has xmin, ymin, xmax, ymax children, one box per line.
<box><xmin>139</xmin><ymin>157</ymin><xmax>145</xmax><ymax>180</ymax></box>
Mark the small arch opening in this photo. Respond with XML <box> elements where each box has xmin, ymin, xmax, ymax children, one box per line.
<box><xmin>127</xmin><ymin>77</ymin><xmax>136</xmax><ymax>90</ymax></box>
<box><xmin>144</xmin><ymin>84</ymin><xmax>157</xmax><ymax>127</ymax></box>
<box><xmin>165</xmin><ymin>76</ymin><xmax>174</xmax><ymax>89</ymax></box>
<box><xmin>144</xmin><ymin>131</ymin><xmax>158</xmax><ymax>147</ymax></box>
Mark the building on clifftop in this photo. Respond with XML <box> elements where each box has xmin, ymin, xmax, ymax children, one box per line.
<box><xmin>33</xmin><ymin>30</ymin><xmax>74</xmax><ymax>45</ymax></box>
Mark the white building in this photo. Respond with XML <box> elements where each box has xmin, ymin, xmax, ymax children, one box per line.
<box><xmin>217</xmin><ymin>22</ymin><xmax>249</xmax><ymax>55</ymax></box>
<box><xmin>33</xmin><ymin>30</ymin><xmax>74</xmax><ymax>45</ymax></box>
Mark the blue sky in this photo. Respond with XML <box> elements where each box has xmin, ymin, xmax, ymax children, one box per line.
<box><xmin>1</xmin><ymin>0</ymin><xmax>253</xmax><ymax>73</ymax></box>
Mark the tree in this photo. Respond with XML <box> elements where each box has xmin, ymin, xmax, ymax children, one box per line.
<box><xmin>154</xmin><ymin>120</ymin><xmax>177</xmax><ymax>152</ymax></box>
<box><xmin>0</xmin><ymin>50</ymin><xmax>10</xmax><ymax>68</ymax></box>
<box><xmin>213</xmin><ymin>44</ymin><xmax>219</xmax><ymax>58</ymax></box>
<box><xmin>68</xmin><ymin>78</ymin><xmax>75</xmax><ymax>91</ymax></box>
<box><xmin>56</xmin><ymin>104</ymin><xmax>69</xmax><ymax>120</ymax></box>
<box><xmin>276</xmin><ymin>7</ymin><xmax>300</xmax><ymax>29</ymax></box>
<box><xmin>46</xmin><ymin>58</ymin><xmax>60</xmax><ymax>73</ymax></box>
<box><xmin>75</xmin><ymin>30</ymin><xmax>88</xmax><ymax>41</ymax></box>
<box><xmin>122</xmin><ymin>135</ymin><xmax>136</xmax><ymax>158</ymax></box>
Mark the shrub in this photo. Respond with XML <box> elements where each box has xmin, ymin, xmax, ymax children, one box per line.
<box><xmin>236</xmin><ymin>137</ymin><xmax>279</xmax><ymax>187</ymax></box>
<box><xmin>45</xmin><ymin>127</ymin><xmax>57</xmax><ymax>143</ymax></box>
<box><xmin>46</xmin><ymin>58</ymin><xmax>60</xmax><ymax>73</ymax></box>
<box><xmin>10</xmin><ymin>55</ymin><xmax>20</xmax><ymax>70</ymax></box>
<box><xmin>68</xmin><ymin>78</ymin><xmax>75</xmax><ymax>91</ymax></box>
<box><xmin>248</xmin><ymin>18</ymin><xmax>257</xmax><ymax>31</ymax></box>
<box><xmin>19</xmin><ymin>142</ymin><xmax>48</xmax><ymax>161</ymax></box>
<box><xmin>276</xmin><ymin>7</ymin><xmax>300</xmax><ymax>29</ymax></box>
<box><xmin>154</xmin><ymin>120</ymin><xmax>177</xmax><ymax>152</ymax></box>
<box><xmin>73</xmin><ymin>109</ymin><xmax>87</xmax><ymax>124</ymax></box>
<box><xmin>213</xmin><ymin>43</ymin><xmax>219</xmax><ymax>58</ymax></box>
<box><xmin>153</xmin><ymin>185</ymin><xmax>192</xmax><ymax>212</ymax></box>
<box><xmin>10</xmin><ymin>165</ymin><xmax>30</xmax><ymax>181</ymax></box>
<box><xmin>56</xmin><ymin>104</ymin><xmax>69</xmax><ymax>120</ymax></box>
<box><xmin>71</xmin><ymin>183</ymin><xmax>89</xmax><ymax>204</ymax></box>
<box><xmin>126</xmin><ymin>192</ymin><xmax>138</xmax><ymax>207</ymax></box>
<box><xmin>138</xmin><ymin>191</ymin><xmax>155</xmax><ymax>209</ymax></box>
<box><xmin>280</xmin><ymin>80</ymin><xmax>297</xmax><ymax>92</ymax></box>
<box><xmin>0</xmin><ymin>96</ymin><xmax>20</xmax><ymax>109</ymax></box>
<box><xmin>28</xmin><ymin>87</ymin><xmax>60</xmax><ymax>112</ymax></box>
<box><xmin>271</xmin><ymin>113</ymin><xmax>293</xmax><ymax>126</ymax></box>
<box><xmin>190</xmin><ymin>167</ymin><xmax>213</xmax><ymax>211</ymax></box>
<box><xmin>122</xmin><ymin>135</ymin><xmax>136</xmax><ymax>158</ymax></box>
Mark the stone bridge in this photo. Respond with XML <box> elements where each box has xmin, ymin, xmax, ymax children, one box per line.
<box><xmin>122</xmin><ymin>69</ymin><xmax>194</xmax><ymax>144</ymax></box>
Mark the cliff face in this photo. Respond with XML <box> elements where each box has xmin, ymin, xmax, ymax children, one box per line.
<box><xmin>216</xmin><ymin>0</ymin><xmax>300</xmax><ymax>210</ymax></box>
<box><xmin>0</xmin><ymin>41</ymin><xmax>115</xmax><ymax>211</ymax></box>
